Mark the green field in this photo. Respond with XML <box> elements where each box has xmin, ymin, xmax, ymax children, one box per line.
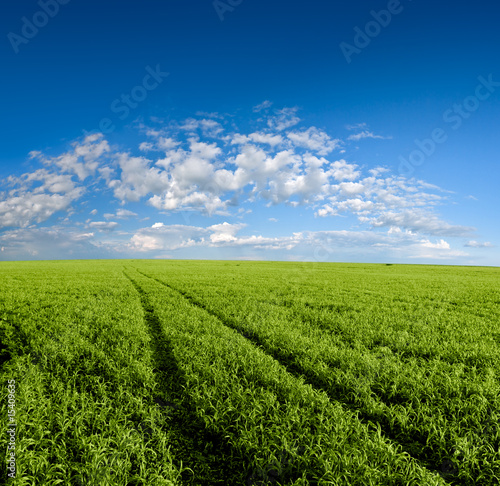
<box><xmin>1</xmin><ymin>260</ymin><xmax>499</xmax><ymax>485</ymax></box>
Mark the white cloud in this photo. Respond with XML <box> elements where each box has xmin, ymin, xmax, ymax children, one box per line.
<box><xmin>1</xmin><ymin>107</ymin><xmax>479</xmax><ymax>264</ymax></box>
<box><xmin>328</xmin><ymin>160</ymin><xmax>361</xmax><ymax>181</ymax></box>
<box><xmin>98</xmin><ymin>126</ymin><xmax>466</xmax><ymax>235</ymax></box>
<box><xmin>369</xmin><ymin>210</ymin><xmax>474</xmax><ymax>237</ymax></box>
<box><xmin>346</xmin><ymin>123</ymin><xmax>368</xmax><ymax>131</ymax></box>
<box><xmin>42</xmin><ymin>134</ymin><xmax>110</xmax><ymax>181</ymax></box>
<box><xmin>208</xmin><ymin>222</ymin><xmax>246</xmax><ymax>243</ymax></box>
<box><xmin>348</xmin><ymin>130</ymin><xmax>390</xmax><ymax>142</ymax></box>
<box><xmin>253</xmin><ymin>100</ymin><xmax>273</xmax><ymax>112</ymax></box>
<box><xmin>248</xmin><ymin>132</ymin><xmax>283</xmax><ymax>148</ymax></box>
<box><xmin>408</xmin><ymin>238</ymin><xmax>468</xmax><ymax>259</ymax></box>
<box><xmin>336</xmin><ymin>198</ymin><xmax>375</xmax><ymax>213</ymax></box>
<box><xmin>0</xmin><ymin>227</ymin><xmax>103</xmax><ymax>260</ymax></box>
<box><xmin>287</xmin><ymin>127</ymin><xmax>341</xmax><ymax>155</ymax></box>
<box><xmin>0</xmin><ymin>191</ymin><xmax>83</xmax><ymax>228</ymax></box>
<box><xmin>180</xmin><ymin>118</ymin><xmax>224</xmax><ymax>138</ymax></box>
<box><xmin>109</xmin><ymin>138</ymin><xmax>229</xmax><ymax>214</ymax></box>
<box><xmin>195</xmin><ymin>111</ymin><xmax>224</xmax><ymax>119</ymax></box>
<box><xmin>267</xmin><ymin>107</ymin><xmax>300</xmax><ymax>131</ymax></box>
<box><xmin>8</xmin><ymin>169</ymin><xmax>77</xmax><ymax>195</ymax></box>
<box><xmin>139</xmin><ymin>142</ymin><xmax>155</xmax><ymax>152</ymax></box>
<box><xmin>148</xmin><ymin>192</ymin><xmax>228</xmax><ymax>215</ymax></box>
<box><xmin>104</xmin><ymin>209</ymin><xmax>138</xmax><ymax>219</ymax></box>
<box><xmin>188</xmin><ymin>139</ymin><xmax>222</xmax><ymax>160</ymax></box>
<box><xmin>230</xmin><ymin>133</ymin><xmax>251</xmax><ymax>145</ymax></box>
<box><xmin>116</xmin><ymin>209</ymin><xmax>138</xmax><ymax>219</ymax></box>
<box><xmin>316</xmin><ymin>205</ymin><xmax>336</xmax><ymax>217</ymax></box>
<box><xmin>314</xmin><ymin>176</ymin><xmax>475</xmax><ymax>243</ymax></box>
<box><xmin>369</xmin><ymin>167</ymin><xmax>390</xmax><ymax>177</ymax></box>
<box><xmin>464</xmin><ymin>240</ymin><xmax>493</xmax><ymax>248</ymax></box>
<box><xmin>123</xmin><ymin>224</ymin><xmax>465</xmax><ymax>261</ymax></box>
<box><xmin>129</xmin><ymin>224</ymin><xmax>208</xmax><ymax>251</ymax></box>
<box><xmin>109</xmin><ymin>153</ymin><xmax>170</xmax><ymax>202</ymax></box>
<box><xmin>130</xmin><ymin>234</ymin><xmax>163</xmax><ymax>251</ymax></box>
<box><xmin>158</xmin><ymin>137</ymin><xmax>181</xmax><ymax>151</ymax></box>
<box><xmin>338</xmin><ymin>182</ymin><xmax>365</xmax><ymax>196</ymax></box>
<box><xmin>421</xmin><ymin>238</ymin><xmax>450</xmax><ymax>249</ymax></box>
<box><xmin>88</xmin><ymin>221</ymin><xmax>119</xmax><ymax>232</ymax></box>
<box><xmin>128</xmin><ymin>221</ymin><xmax>299</xmax><ymax>252</ymax></box>
<box><xmin>0</xmin><ymin>169</ymin><xmax>84</xmax><ymax>228</ymax></box>
<box><xmin>139</xmin><ymin>134</ymin><xmax>181</xmax><ymax>152</ymax></box>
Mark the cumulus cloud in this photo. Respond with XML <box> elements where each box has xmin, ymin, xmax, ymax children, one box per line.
<box><xmin>93</xmin><ymin>111</ymin><xmax>460</xmax><ymax>232</ymax></box>
<box><xmin>139</xmin><ymin>136</ymin><xmax>180</xmax><ymax>153</ymax></box>
<box><xmin>129</xmin><ymin>223</ymin><xmax>208</xmax><ymax>251</ymax></box>
<box><xmin>208</xmin><ymin>222</ymin><xmax>246</xmax><ymax>242</ymax></box>
<box><xmin>37</xmin><ymin>133</ymin><xmax>110</xmax><ymax>181</ymax></box>
<box><xmin>267</xmin><ymin>107</ymin><xmax>300</xmax><ymax>131</ymax></box>
<box><xmin>1</xmin><ymin>169</ymin><xmax>84</xmax><ymax>229</ymax></box>
<box><xmin>0</xmin><ymin>133</ymin><xmax>115</xmax><ymax>229</ymax></box>
<box><xmin>0</xmin><ymin>191</ymin><xmax>83</xmax><ymax>229</ymax></box>
<box><xmin>248</xmin><ymin>132</ymin><xmax>283</xmax><ymax>148</ymax></box>
<box><xmin>369</xmin><ymin>167</ymin><xmax>390</xmax><ymax>177</ymax></box>
<box><xmin>328</xmin><ymin>160</ymin><xmax>361</xmax><ymax>181</ymax></box>
<box><xmin>369</xmin><ymin>210</ymin><xmax>475</xmax><ymax>237</ymax></box>
<box><xmin>1</xmin><ymin>105</ymin><xmax>478</xmax><ymax>264</ymax></box>
<box><xmin>109</xmin><ymin>153</ymin><xmax>170</xmax><ymax>203</ymax></box>
<box><xmin>180</xmin><ymin>118</ymin><xmax>224</xmax><ymax>138</ymax></box>
<box><xmin>288</xmin><ymin>127</ymin><xmax>341</xmax><ymax>155</ymax></box>
<box><xmin>338</xmin><ymin>182</ymin><xmax>365</xmax><ymax>196</ymax></box>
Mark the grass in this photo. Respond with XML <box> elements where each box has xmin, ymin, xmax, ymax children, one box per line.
<box><xmin>1</xmin><ymin>260</ymin><xmax>499</xmax><ymax>485</ymax></box>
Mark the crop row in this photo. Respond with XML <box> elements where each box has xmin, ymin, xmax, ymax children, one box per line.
<box><xmin>135</xmin><ymin>261</ymin><xmax>500</xmax><ymax>485</ymax></box>
<box><xmin>1</xmin><ymin>260</ymin><xmax>498</xmax><ymax>485</ymax></box>
<box><xmin>0</xmin><ymin>262</ymin><xmax>183</xmax><ymax>485</ymax></box>
<box><xmin>124</xmin><ymin>266</ymin><xmax>447</xmax><ymax>485</ymax></box>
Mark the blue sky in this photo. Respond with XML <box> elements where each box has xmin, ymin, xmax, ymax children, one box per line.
<box><xmin>1</xmin><ymin>0</ymin><xmax>499</xmax><ymax>264</ymax></box>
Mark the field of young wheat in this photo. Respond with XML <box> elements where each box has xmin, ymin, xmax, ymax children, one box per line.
<box><xmin>1</xmin><ymin>260</ymin><xmax>499</xmax><ymax>485</ymax></box>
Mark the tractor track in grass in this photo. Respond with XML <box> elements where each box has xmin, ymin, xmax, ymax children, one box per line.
<box><xmin>135</xmin><ymin>269</ymin><xmax>458</xmax><ymax>484</ymax></box>
<box><xmin>123</xmin><ymin>269</ymin><xmax>253</xmax><ymax>485</ymax></box>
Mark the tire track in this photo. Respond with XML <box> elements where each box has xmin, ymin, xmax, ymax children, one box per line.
<box><xmin>135</xmin><ymin>269</ymin><xmax>457</xmax><ymax>484</ymax></box>
<box><xmin>122</xmin><ymin>269</ymin><xmax>253</xmax><ymax>485</ymax></box>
